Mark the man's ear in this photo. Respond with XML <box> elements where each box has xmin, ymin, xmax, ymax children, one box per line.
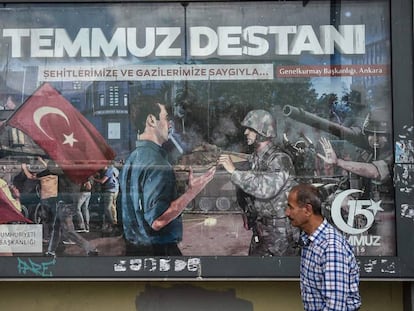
<box><xmin>304</xmin><ymin>203</ymin><xmax>313</xmax><ymax>216</ymax></box>
<box><xmin>147</xmin><ymin>114</ymin><xmax>156</xmax><ymax>127</ymax></box>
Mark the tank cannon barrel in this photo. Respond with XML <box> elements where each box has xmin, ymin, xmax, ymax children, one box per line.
<box><xmin>282</xmin><ymin>105</ymin><xmax>369</xmax><ymax>150</ymax></box>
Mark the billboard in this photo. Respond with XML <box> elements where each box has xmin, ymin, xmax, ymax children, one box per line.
<box><xmin>0</xmin><ymin>0</ymin><xmax>412</xmax><ymax>279</ymax></box>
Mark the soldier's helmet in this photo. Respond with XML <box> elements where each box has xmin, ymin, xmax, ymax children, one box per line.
<box><xmin>241</xmin><ymin>109</ymin><xmax>277</xmax><ymax>138</ymax></box>
<box><xmin>363</xmin><ymin>108</ymin><xmax>390</xmax><ymax>134</ymax></box>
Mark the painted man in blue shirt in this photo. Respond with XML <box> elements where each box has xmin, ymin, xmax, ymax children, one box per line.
<box><xmin>120</xmin><ymin>101</ymin><xmax>216</xmax><ymax>256</ymax></box>
<box><xmin>94</xmin><ymin>163</ymin><xmax>120</xmax><ymax>233</ymax></box>
<box><xmin>285</xmin><ymin>183</ymin><xmax>361</xmax><ymax>311</ymax></box>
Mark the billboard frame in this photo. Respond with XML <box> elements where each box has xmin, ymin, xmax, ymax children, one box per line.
<box><xmin>0</xmin><ymin>0</ymin><xmax>412</xmax><ymax>280</ymax></box>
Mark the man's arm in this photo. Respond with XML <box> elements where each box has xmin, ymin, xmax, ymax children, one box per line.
<box><xmin>37</xmin><ymin>156</ymin><xmax>48</xmax><ymax>168</ymax></box>
<box><xmin>335</xmin><ymin>159</ymin><xmax>380</xmax><ymax>179</ymax></box>
<box><xmin>318</xmin><ymin>137</ymin><xmax>380</xmax><ymax>179</ymax></box>
<box><xmin>151</xmin><ymin>167</ymin><xmax>216</xmax><ymax>231</ymax></box>
<box><xmin>218</xmin><ymin>154</ymin><xmax>293</xmax><ymax>200</ymax></box>
<box><xmin>21</xmin><ymin>163</ymin><xmax>37</xmax><ymax>180</ymax></box>
<box><xmin>94</xmin><ymin>175</ymin><xmax>109</xmax><ymax>184</ymax></box>
<box><xmin>93</xmin><ymin>171</ymin><xmax>109</xmax><ymax>184</ymax></box>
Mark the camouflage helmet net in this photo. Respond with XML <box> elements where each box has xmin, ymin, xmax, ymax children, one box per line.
<box><xmin>241</xmin><ymin>109</ymin><xmax>277</xmax><ymax>138</ymax></box>
<box><xmin>362</xmin><ymin>107</ymin><xmax>390</xmax><ymax>134</ymax></box>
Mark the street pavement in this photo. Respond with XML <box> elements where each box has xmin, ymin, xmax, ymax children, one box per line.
<box><xmin>58</xmin><ymin>213</ymin><xmax>252</xmax><ymax>257</ymax></box>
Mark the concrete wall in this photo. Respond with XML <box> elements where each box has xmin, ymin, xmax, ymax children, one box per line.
<box><xmin>0</xmin><ymin>280</ymin><xmax>403</xmax><ymax>310</ymax></box>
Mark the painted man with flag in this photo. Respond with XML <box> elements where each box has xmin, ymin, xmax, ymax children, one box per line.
<box><xmin>21</xmin><ymin>156</ymin><xmax>58</xmax><ymax>242</ymax></box>
<box><xmin>6</xmin><ymin>83</ymin><xmax>116</xmax><ymax>184</ymax></box>
<box><xmin>6</xmin><ymin>83</ymin><xmax>116</xmax><ymax>256</ymax></box>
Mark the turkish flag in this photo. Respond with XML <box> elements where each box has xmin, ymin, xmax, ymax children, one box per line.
<box><xmin>7</xmin><ymin>83</ymin><xmax>116</xmax><ymax>184</ymax></box>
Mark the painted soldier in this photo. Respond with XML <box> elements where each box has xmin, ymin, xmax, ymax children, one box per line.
<box><xmin>318</xmin><ymin>107</ymin><xmax>393</xmax><ymax>202</ymax></box>
<box><xmin>317</xmin><ymin>107</ymin><xmax>394</xmax><ymax>256</ymax></box>
<box><xmin>219</xmin><ymin>109</ymin><xmax>300</xmax><ymax>256</ymax></box>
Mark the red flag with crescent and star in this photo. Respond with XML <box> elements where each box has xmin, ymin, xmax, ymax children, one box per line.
<box><xmin>7</xmin><ymin>83</ymin><xmax>116</xmax><ymax>184</ymax></box>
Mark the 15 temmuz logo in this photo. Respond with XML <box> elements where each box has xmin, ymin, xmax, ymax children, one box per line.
<box><xmin>331</xmin><ymin>189</ymin><xmax>383</xmax><ymax>247</ymax></box>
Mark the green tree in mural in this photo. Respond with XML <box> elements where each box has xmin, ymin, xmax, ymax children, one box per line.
<box><xmin>173</xmin><ymin>78</ymin><xmax>318</xmax><ymax>151</ymax></box>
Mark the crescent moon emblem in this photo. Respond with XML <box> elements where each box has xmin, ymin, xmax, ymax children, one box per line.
<box><xmin>33</xmin><ymin>106</ymin><xmax>70</xmax><ymax>140</ymax></box>
<box><xmin>331</xmin><ymin>189</ymin><xmax>366</xmax><ymax>235</ymax></box>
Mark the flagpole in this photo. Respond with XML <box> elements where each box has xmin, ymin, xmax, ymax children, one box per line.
<box><xmin>21</xmin><ymin>66</ymin><xmax>26</xmax><ymax>104</ymax></box>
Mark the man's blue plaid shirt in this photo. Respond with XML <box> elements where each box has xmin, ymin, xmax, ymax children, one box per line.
<box><xmin>300</xmin><ymin>219</ymin><xmax>361</xmax><ymax>311</ymax></box>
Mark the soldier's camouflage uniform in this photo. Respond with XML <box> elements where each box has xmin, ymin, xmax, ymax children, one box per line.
<box><xmin>231</xmin><ymin>142</ymin><xmax>300</xmax><ymax>256</ymax></box>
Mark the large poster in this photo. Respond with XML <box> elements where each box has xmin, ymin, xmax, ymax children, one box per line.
<box><xmin>0</xmin><ymin>0</ymin><xmax>401</xmax><ymax>279</ymax></box>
